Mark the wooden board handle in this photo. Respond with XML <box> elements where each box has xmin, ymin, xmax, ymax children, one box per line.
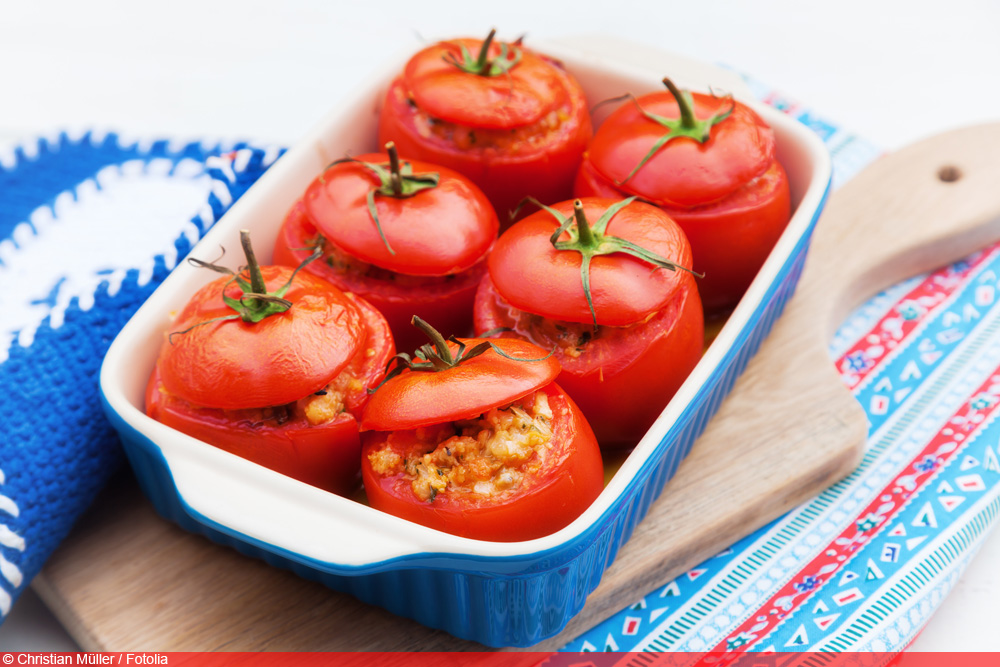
<box><xmin>745</xmin><ymin>123</ymin><xmax>1000</xmax><ymax>498</ymax></box>
<box><xmin>771</xmin><ymin>122</ymin><xmax>1000</xmax><ymax>459</ymax></box>
<box><xmin>804</xmin><ymin>123</ymin><xmax>1000</xmax><ymax>334</ymax></box>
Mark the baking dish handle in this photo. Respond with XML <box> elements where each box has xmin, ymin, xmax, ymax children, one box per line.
<box><xmin>160</xmin><ymin>431</ymin><xmax>445</xmax><ymax>568</ymax></box>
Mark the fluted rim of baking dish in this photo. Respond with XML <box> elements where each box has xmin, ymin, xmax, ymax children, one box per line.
<box><xmin>100</xmin><ymin>38</ymin><xmax>832</xmax><ymax>573</ymax></box>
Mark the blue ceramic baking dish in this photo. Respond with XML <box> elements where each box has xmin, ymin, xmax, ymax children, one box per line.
<box><xmin>99</xmin><ymin>40</ymin><xmax>832</xmax><ymax>648</ymax></box>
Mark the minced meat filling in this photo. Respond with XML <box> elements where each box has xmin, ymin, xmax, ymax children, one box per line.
<box><xmin>368</xmin><ymin>391</ymin><xmax>554</xmax><ymax>502</ymax></box>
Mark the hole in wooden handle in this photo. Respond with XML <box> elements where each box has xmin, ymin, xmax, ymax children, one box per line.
<box><xmin>938</xmin><ymin>165</ymin><xmax>963</xmax><ymax>182</ymax></box>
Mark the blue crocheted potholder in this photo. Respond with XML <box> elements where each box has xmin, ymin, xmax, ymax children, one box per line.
<box><xmin>0</xmin><ymin>133</ymin><xmax>278</xmax><ymax>619</ymax></box>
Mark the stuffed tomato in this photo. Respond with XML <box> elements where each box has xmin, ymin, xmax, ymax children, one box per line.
<box><xmin>274</xmin><ymin>143</ymin><xmax>498</xmax><ymax>351</ymax></box>
<box><xmin>474</xmin><ymin>197</ymin><xmax>703</xmax><ymax>448</ymax></box>
<box><xmin>146</xmin><ymin>232</ymin><xmax>394</xmax><ymax>496</ymax></box>
<box><xmin>378</xmin><ymin>29</ymin><xmax>592</xmax><ymax>222</ymax></box>
<box><xmin>360</xmin><ymin>318</ymin><xmax>603</xmax><ymax>542</ymax></box>
<box><xmin>574</xmin><ymin>78</ymin><xmax>790</xmax><ymax>312</ymax></box>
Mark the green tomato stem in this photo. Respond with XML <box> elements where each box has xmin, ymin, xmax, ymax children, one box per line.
<box><xmin>368</xmin><ymin>316</ymin><xmax>553</xmax><ymax>394</ymax></box>
<box><xmin>662</xmin><ymin>77</ymin><xmax>696</xmax><ymax>129</ymax></box>
<box><xmin>615</xmin><ymin>78</ymin><xmax>735</xmax><ymax>185</ymax></box>
<box><xmin>475</xmin><ymin>28</ymin><xmax>497</xmax><ymax>75</ymax></box>
<box><xmin>172</xmin><ymin>231</ymin><xmax>321</xmax><ymax>342</ymax></box>
<box><xmin>537</xmin><ymin>197</ymin><xmax>700</xmax><ymax>328</ymax></box>
<box><xmin>573</xmin><ymin>200</ymin><xmax>595</xmax><ymax>247</ymax></box>
<box><xmin>328</xmin><ymin>147</ymin><xmax>441</xmax><ymax>256</ymax></box>
<box><xmin>441</xmin><ymin>28</ymin><xmax>521</xmax><ymax>78</ymax></box>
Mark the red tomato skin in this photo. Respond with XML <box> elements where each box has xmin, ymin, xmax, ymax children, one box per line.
<box><xmin>274</xmin><ymin>199</ymin><xmax>486</xmax><ymax>352</ymax></box>
<box><xmin>360</xmin><ymin>337</ymin><xmax>562</xmax><ymax>432</ymax></box>
<box><xmin>474</xmin><ymin>274</ymin><xmax>704</xmax><ymax>448</ymax></box>
<box><xmin>402</xmin><ymin>38</ymin><xmax>568</xmax><ymax>130</ymax></box>
<box><xmin>303</xmin><ymin>153</ymin><xmax>498</xmax><ymax>276</ymax></box>
<box><xmin>361</xmin><ymin>383</ymin><xmax>603</xmax><ymax>541</ymax></box>
<box><xmin>576</xmin><ymin>158</ymin><xmax>791</xmax><ymax>311</ymax></box>
<box><xmin>157</xmin><ymin>266</ymin><xmax>366</xmax><ymax>410</ymax></box>
<box><xmin>147</xmin><ymin>367</ymin><xmax>362</xmax><ymax>494</ymax></box>
<box><xmin>576</xmin><ymin>90</ymin><xmax>791</xmax><ymax>312</ymax></box>
<box><xmin>147</xmin><ymin>283</ymin><xmax>396</xmax><ymax>496</ymax></box>
<box><xmin>585</xmin><ymin>92</ymin><xmax>775</xmax><ymax>207</ymax></box>
<box><xmin>377</xmin><ymin>49</ymin><xmax>593</xmax><ymax>222</ymax></box>
<box><xmin>487</xmin><ymin>198</ymin><xmax>695</xmax><ymax>327</ymax></box>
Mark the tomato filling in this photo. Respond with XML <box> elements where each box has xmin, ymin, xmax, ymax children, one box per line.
<box><xmin>202</xmin><ymin>377</ymin><xmax>351</xmax><ymax>428</ymax></box>
<box><xmin>163</xmin><ymin>347</ymin><xmax>370</xmax><ymax>429</ymax></box>
<box><xmin>154</xmin><ymin>288</ymin><xmax>392</xmax><ymax>425</ymax></box>
<box><xmin>366</xmin><ymin>391</ymin><xmax>554</xmax><ymax>502</ymax></box>
<box><xmin>314</xmin><ymin>234</ymin><xmax>461</xmax><ymax>287</ymax></box>
<box><xmin>407</xmin><ymin>97</ymin><xmax>574</xmax><ymax>154</ymax></box>
<box><xmin>476</xmin><ymin>275</ymin><xmax>682</xmax><ymax>375</ymax></box>
<box><xmin>298</xmin><ymin>371</ymin><xmax>363</xmax><ymax>426</ymax></box>
<box><xmin>507</xmin><ymin>311</ymin><xmax>644</xmax><ymax>360</ymax></box>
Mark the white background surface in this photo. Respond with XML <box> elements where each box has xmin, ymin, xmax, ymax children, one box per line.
<box><xmin>2</xmin><ymin>0</ymin><xmax>1000</xmax><ymax>652</ymax></box>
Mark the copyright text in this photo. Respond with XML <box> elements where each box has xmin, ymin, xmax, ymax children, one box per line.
<box><xmin>1</xmin><ymin>655</ymin><xmax>167</xmax><ymax>665</ymax></box>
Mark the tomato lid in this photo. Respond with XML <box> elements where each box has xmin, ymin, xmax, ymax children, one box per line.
<box><xmin>304</xmin><ymin>150</ymin><xmax>498</xmax><ymax>276</ymax></box>
<box><xmin>588</xmin><ymin>88</ymin><xmax>775</xmax><ymax>207</ymax></box>
<box><xmin>403</xmin><ymin>36</ymin><xmax>567</xmax><ymax>130</ymax></box>
<box><xmin>158</xmin><ymin>265</ymin><xmax>366</xmax><ymax>410</ymax></box>
<box><xmin>488</xmin><ymin>198</ymin><xmax>694</xmax><ymax>326</ymax></box>
<box><xmin>361</xmin><ymin>329</ymin><xmax>560</xmax><ymax>431</ymax></box>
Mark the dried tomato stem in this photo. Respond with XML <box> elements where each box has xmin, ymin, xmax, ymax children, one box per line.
<box><xmin>386</xmin><ymin>141</ymin><xmax>403</xmax><ymax>196</ymax></box>
<box><xmin>412</xmin><ymin>316</ymin><xmax>454</xmax><ymax>365</ymax></box>
<box><xmin>239</xmin><ymin>229</ymin><xmax>267</xmax><ymax>295</ymax></box>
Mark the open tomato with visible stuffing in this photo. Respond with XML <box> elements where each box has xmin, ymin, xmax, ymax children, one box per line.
<box><xmin>360</xmin><ymin>318</ymin><xmax>603</xmax><ymax>541</ymax></box>
<box><xmin>574</xmin><ymin>78</ymin><xmax>791</xmax><ymax>312</ymax></box>
<box><xmin>474</xmin><ymin>197</ymin><xmax>703</xmax><ymax>448</ymax></box>
<box><xmin>274</xmin><ymin>143</ymin><xmax>498</xmax><ymax>351</ymax></box>
<box><xmin>378</xmin><ymin>29</ymin><xmax>592</xmax><ymax>222</ymax></box>
<box><xmin>146</xmin><ymin>232</ymin><xmax>394</xmax><ymax>495</ymax></box>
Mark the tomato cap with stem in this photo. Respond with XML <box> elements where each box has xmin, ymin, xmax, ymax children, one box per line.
<box><xmin>442</xmin><ymin>27</ymin><xmax>522</xmax><ymax>77</ymax></box>
<box><xmin>614</xmin><ymin>77</ymin><xmax>735</xmax><ymax>185</ymax></box>
<box><xmin>160</xmin><ymin>230</ymin><xmax>366</xmax><ymax>410</ymax></box>
<box><xmin>169</xmin><ymin>229</ymin><xmax>320</xmax><ymax>340</ymax></box>
<box><xmin>362</xmin><ymin>316</ymin><xmax>560</xmax><ymax>431</ymax></box>
<box><xmin>370</xmin><ymin>315</ymin><xmax>553</xmax><ymax>393</ymax></box>
<box><xmin>514</xmin><ymin>197</ymin><xmax>700</xmax><ymax>327</ymax></box>
<box><xmin>321</xmin><ymin>142</ymin><xmax>441</xmax><ymax>256</ymax></box>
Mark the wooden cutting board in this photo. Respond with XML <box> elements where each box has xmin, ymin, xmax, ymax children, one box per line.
<box><xmin>33</xmin><ymin>124</ymin><xmax>1000</xmax><ymax>651</ymax></box>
